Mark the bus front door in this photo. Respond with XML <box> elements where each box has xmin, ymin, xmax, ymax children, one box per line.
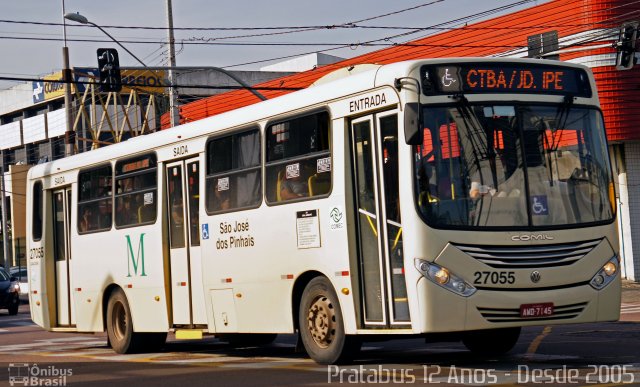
<box><xmin>166</xmin><ymin>158</ymin><xmax>207</xmax><ymax>326</ymax></box>
<box><xmin>350</xmin><ymin>111</ymin><xmax>409</xmax><ymax>328</ymax></box>
<box><xmin>52</xmin><ymin>188</ymin><xmax>75</xmax><ymax>326</ymax></box>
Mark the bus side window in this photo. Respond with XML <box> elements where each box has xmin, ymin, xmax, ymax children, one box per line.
<box><xmin>32</xmin><ymin>181</ymin><xmax>43</xmax><ymax>240</ymax></box>
<box><xmin>114</xmin><ymin>154</ymin><xmax>157</xmax><ymax>228</ymax></box>
<box><xmin>78</xmin><ymin>164</ymin><xmax>113</xmax><ymax>234</ymax></box>
<box><xmin>265</xmin><ymin>111</ymin><xmax>331</xmax><ymax>204</ymax></box>
<box><xmin>205</xmin><ymin>128</ymin><xmax>261</xmax><ymax>214</ymax></box>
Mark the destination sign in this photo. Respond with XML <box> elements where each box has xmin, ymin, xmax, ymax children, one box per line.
<box><xmin>122</xmin><ymin>158</ymin><xmax>150</xmax><ymax>173</ymax></box>
<box><xmin>421</xmin><ymin>63</ymin><xmax>591</xmax><ymax>97</ymax></box>
<box><xmin>117</xmin><ymin>154</ymin><xmax>157</xmax><ymax>175</ymax></box>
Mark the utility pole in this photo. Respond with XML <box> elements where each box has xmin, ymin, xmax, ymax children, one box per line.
<box><xmin>62</xmin><ymin>0</ymin><xmax>75</xmax><ymax>156</ymax></box>
<box><xmin>166</xmin><ymin>0</ymin><xmax>179</xmax><ymax>127</ymax></box>
<box><xmin>0</xmin><ymin>165</ymin><xmax>9</xmax><ymax>268</ymax></box>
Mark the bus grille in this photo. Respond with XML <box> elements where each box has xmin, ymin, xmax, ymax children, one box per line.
<box><xmin>453</xmin><ymin>239</ymin><xmax>601</xmax><ymax>269</ymax></box>
<box><xmin>477</xmin><ymin>302</ymin><xmax>588</xmax><ymax>323</ymax></box>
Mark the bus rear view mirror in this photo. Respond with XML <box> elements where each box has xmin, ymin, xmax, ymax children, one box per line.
<box><xmin>404</xmin><ymin>102</ymin><xmax>422</xmax><ymax>145</ymax></box>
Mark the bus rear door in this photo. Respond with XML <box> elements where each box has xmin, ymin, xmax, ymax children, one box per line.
<box><xmin>165</xmin><ymin>158</ymin><xmax>207</xmax><ymax>326</ymax></box>
<box><xmin>52</xmin><ymin>188</ymin><xmax>75</xmax><ymax>326</ymax></box>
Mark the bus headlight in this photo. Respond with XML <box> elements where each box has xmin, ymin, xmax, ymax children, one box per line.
<box><xmin>414</xmin><ymin>259</ymin><xmax>476</xmax><ymax>297</ymax></box>
<box><xmin>590</xmin><ymin>256</ymin><xmax>618</xmax><ymax>290</ymax></box>
<box><xmin>434</xmin><ymin>268</ymin><xmax>450</xmax><ymax>285</ymax></box>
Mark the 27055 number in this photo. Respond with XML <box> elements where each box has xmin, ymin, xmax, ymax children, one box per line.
<box><xmin>473</xmin><ymin>271</ymin><xmax>515</xmax><ymax>285</ymax></box>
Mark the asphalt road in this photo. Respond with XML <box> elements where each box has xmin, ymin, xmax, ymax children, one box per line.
<box><xmin>0</xmin><ymin>300</ymin><xmax>639</xmax><ymax>386</ymax></box>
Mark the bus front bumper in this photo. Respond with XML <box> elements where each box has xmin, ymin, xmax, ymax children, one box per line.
<box><xmin>415</xmin><ymin>275</ymin><xmax>621</xmax><ymax>333</ymax></box>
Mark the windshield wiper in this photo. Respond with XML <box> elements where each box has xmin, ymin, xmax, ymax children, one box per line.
<box><xmin>545</xmin><ymin>95</ymin><xmax>576</xmax><ymax>187</ymax></box>
<box><xmin>550</xmin><ymin>95</ymin><xmax>575</xmax><ymax>151</ymax></box>
<box><xmin>453</xmin><ymin>95</ymin><xmax>498</xmax><ymax>190</ymax></box>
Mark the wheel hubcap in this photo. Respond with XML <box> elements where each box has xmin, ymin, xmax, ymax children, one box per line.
<box><xmin>307</xmin><ymin>296</ymin><xmax>335</xmax><ymax>348</ymax></box>
<box><xmin>112</xmin><ymin>302</ymin><xmax>127</xmax><ymax>341</ymax></box>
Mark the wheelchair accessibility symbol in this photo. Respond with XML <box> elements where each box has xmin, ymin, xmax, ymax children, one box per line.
<box><xmin>442</xmin><ymin>68</ymin><xmax>457</xmax><ymax>87</ymax></box>
<box><xmin>531</xmin><ymin>195</ymin><xmax>549</xmax><ymax>215</ymax></box>
<box><xmin>202</xmin><ymin>224</ymin><xmax>210</xmax><ymax>240</ymax></box>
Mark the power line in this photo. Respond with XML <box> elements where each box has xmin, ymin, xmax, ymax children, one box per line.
<box><xmin>0</xmin><ymin>34</ymin><xmax>530</xmax><ymax>47</ymax></box>
<box><xmin>0</xmin><ymin>1</ymin><xmax>448</xmax><ymax>32</ymax></box>
<box><xmin>0</xmin><ymin>0</ymin><xmax>633</xmax><ymax>82</ymax></box>
<box><xmin>0</xmin><ymin>75</ymin><xmax>305</xmax><ymax>91</ymax></box>
<box><xmin>496</xmin><ymin>8</ymin><xmax>640</xmax><ymax>57</ymax></box>
<box><xmin>1</xmin><ymin>2</ymin><xmax>635</xmax><ymax>90</ymax></box>
<box><xmin>219</xmin><ymin>0</ymin><xmax>542</xmax><ymax>69</ymax></box>
<box><xmin>1</xmin><ymin>1</ymin><xmax>631</xmax><ymax>50</ymax></box>
<box><xmin>1</xmin><ymin>18</ymin><xmax>631</xmax><ymax>34</ymax></box>
<box><xmin>0</xmin><ymin>0</ymin><xmax>451</xmax><ymax>48</ymax></box>
<box><xmin>0</xmin><ymin>1</ymin><xmax>545</xmax><ymax>46</ymax></box>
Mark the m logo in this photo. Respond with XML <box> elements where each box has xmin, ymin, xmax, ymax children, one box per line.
<box><xmin>126</xmin><ymin>234</ymin><xmax>147</xmax><ymax>277</ymax></box>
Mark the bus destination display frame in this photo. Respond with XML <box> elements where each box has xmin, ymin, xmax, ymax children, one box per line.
<box><xmin>421</xmin><ymin>63</ymin><xmax>592</xmax><ymax>98</ymax></box>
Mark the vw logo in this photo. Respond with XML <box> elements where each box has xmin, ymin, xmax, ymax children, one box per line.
<box><xmin>530</xmin><ymin>271</ymin><xmax>541</xmax><ymax>283</ymax></box>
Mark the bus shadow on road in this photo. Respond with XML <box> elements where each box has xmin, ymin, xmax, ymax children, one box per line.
<box><xmin>161</xmin><ymin>334</ymin><xmax>308</xmax><ymax>360</ymax></box>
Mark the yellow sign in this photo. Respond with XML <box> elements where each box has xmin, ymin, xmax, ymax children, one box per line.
<box><xmin>43</xmin><ymin>72</ymin><xmax>67</xmax><ymax>100</ymax></box>
<box><xmin>35</xmin><ymin>69</ymin><xmax>167</xmax><ymax>101</ymax></box>
<box><xmin>120</xmin><ymin>69</ymin><xmax>166</xmax><ymax>93</ymax></box>
<box><xmin>32</xmin><ymin>72</ymin><xmax>76</xmax><ymax>103</ymax></box>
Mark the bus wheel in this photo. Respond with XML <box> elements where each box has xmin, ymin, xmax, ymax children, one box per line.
<box><xmin>299</xmin><ymin>277</ymin><xmax>360</xmax><ymax>365</ymax></box>
<box><xmin>107</xmin><ymin>288</ymin><xmax>143</xmax><ymax>354</ymax></box>
<box><xmin>462</xmin><ymin>327</ymin><xmax>521</xmax><ymax>356</ymax></box>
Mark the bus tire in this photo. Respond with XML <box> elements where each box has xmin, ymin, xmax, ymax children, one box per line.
<box><xmin>462</xmin><ymin>327</ymin><xmax>521</xmax><ymax>356</ymax></box>
<box><xmin>106</xmin><ymin>288</ymin><xmax>144</xmax><ymax>354</ymax></box>
<box><xmin>298</xmin><ymin>277</ymin><xmax>360</xmax><ymax>365</ymax></box>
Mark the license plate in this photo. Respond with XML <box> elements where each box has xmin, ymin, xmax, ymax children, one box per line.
<box><xmin>520</xmin><ymin>302</ymin><xmax>554</xmax><ymax>318</ymax></box>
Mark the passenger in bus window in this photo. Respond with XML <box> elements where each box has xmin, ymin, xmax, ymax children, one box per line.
<box><xmin>280</xmin><ymin>167</ymin><xmax>309</xmax><ymax>200</ymax></box>
<box><xmin>215</xmin><ymin>187</ymin><xmax>230</xmax><ymax>210</ymax></box>
<box><xmin>116</xmin><ymin>196</ymin><xmax>137</xmax><ymax>225</ymax></box>
<box><xmin>98</xmin><ymin>200</ymin><xmax>112</xmax><ymax>228</ymax></box>
<box><xmin>118</xmin><ymin>178</ymin><xmax>133</xmax><ymax>194</ymax></box>
<box><xmin>469</xmin><ymin>179</ymin><xmax>491</xmax><ymax>199</ymax></box>
<box><xmin>80</xmin><ymin>207</ymin><xmax>93</xmax><ymax>232</ymax></box>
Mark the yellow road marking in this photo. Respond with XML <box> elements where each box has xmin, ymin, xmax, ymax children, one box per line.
<box><xmin>526</xmin><ymin>325</ymin><xmax>552</xmax><ymax>356</ymax></box>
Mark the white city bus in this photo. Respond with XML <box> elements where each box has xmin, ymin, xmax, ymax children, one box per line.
<box><xmin>26</xmin><ymin>58</ymin><xmax>620</xmax><ymax>364</ymax></box>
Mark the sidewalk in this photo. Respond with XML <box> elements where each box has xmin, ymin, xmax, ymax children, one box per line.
<box><xmin>622</xmin><ymin>279</ymin><xmax>640</xmax><ymax>305</ymax></box>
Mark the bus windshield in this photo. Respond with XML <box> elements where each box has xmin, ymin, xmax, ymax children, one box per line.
<box><xmin>414</xmin><ymin>103</ymin><xmax>614</xmax><ymax>229</ymax></box>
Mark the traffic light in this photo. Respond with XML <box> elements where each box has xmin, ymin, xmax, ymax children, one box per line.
<box><xmin>614</xmin><ymin>22</ymin><xmax>638</xmax><ymax>70</ymax></box>
<box><xmin>96</xmin><ymin>48</ymin><xmax>122</xmax><ymax>92</ymax></box>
